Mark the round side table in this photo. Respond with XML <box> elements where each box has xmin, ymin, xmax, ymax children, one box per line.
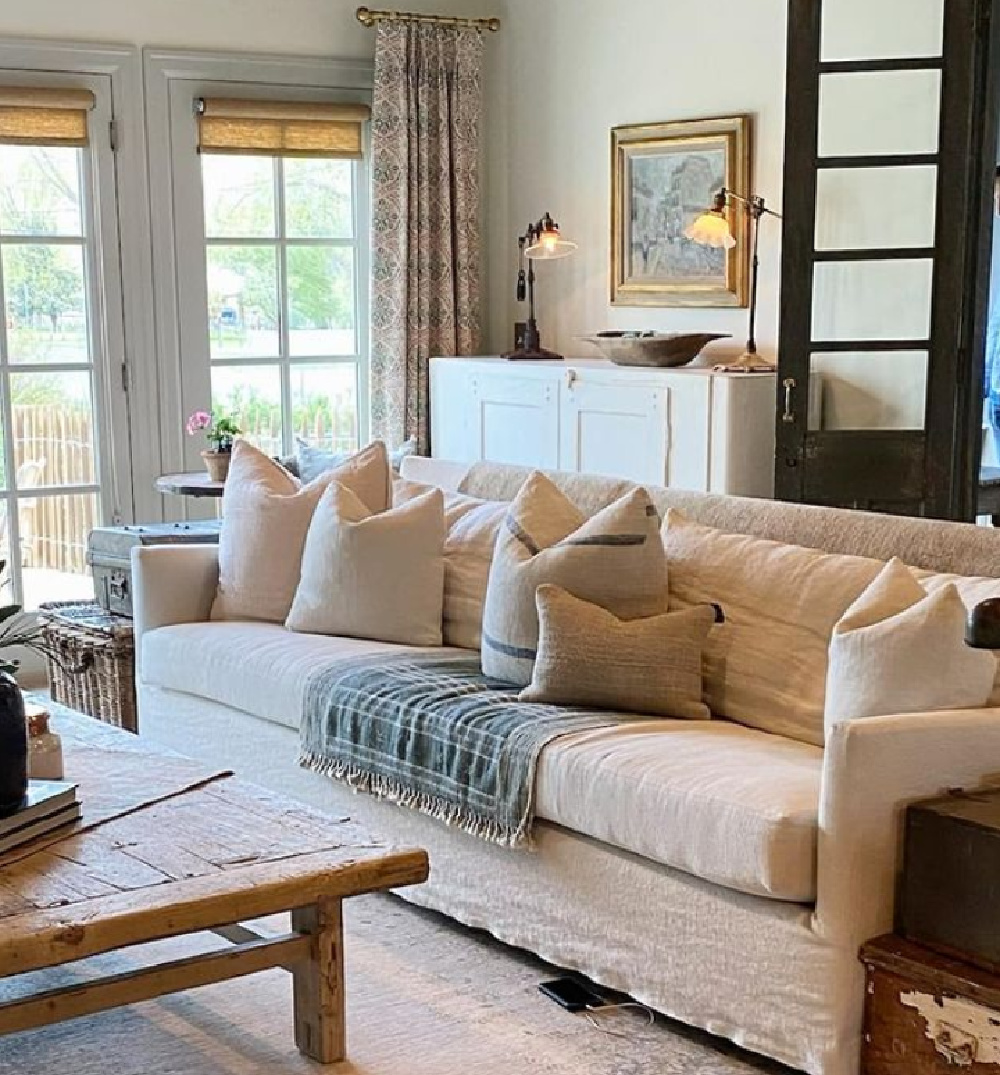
<box><xmin>155</xmin><ymin>472</ymin><xmax>226</xmax><ymax>498</ymax></box>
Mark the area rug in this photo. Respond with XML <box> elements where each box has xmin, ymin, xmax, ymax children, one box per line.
<box><xmin>0</xmin><ymin>894</ymin><xmax>789</xmax><ymax>1075</ymax></box>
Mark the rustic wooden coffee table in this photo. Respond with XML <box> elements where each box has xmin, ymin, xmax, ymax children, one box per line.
<box><xmin>0</xmin><ymin>706</ymin><xmax>428</xmax><ymax>1062</ymax></box>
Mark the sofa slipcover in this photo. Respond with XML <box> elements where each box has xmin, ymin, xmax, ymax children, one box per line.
<box><xmin>143</xmin><ymin>621</ymin><xmax>820</xmax><ymax>901</ymax></box>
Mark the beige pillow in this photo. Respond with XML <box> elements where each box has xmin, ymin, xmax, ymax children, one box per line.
<box><xmin>662</xmin><ymin>509</ymin><xmax>883</xmax><ymax>746</ymax></box>
<box><xmin>287</xmin><ymin>483</ymin><xmax>445</xmax><ymax>646</ymax></box>
<box><xmin>482</xmin><ymin>472</ymin><xmax>668</xmax><ymax>687</ymax></box>
<box><xmin>211</xmin><ymin>439</ymin><xmax>391</xmax><ymax>624</ymax></box>
<box><xmin>825</xmin><ymin>558</ymin><xmax>997</xmax><ymax>736</ymax></box>
<box><xmin>911</xmin><ymin>566</ymin><xmax>1000</xmax><ymax>706</ymax></box>
<box><xmin>521</xmin><ymin>584</ymin><xmax>716</xmax><ymax>720</ymax></box>
<box><xmin>394</xmin><ymin>478</ymin><xmax>506</xmax><ymax>651</ymax></box>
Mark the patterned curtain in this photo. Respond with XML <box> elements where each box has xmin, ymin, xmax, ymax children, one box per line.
<box><xmin>370</xmin><ymin>22</ymin><xmax>484</xmax><ymax>454</ymax></box>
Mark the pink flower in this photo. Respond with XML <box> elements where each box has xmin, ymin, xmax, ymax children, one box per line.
<box><xmin>185</xmin><ymin>410</ymin><xmax>212</xmax><ymax>436</ymax></box>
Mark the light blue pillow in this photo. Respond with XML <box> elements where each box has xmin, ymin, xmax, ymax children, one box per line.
<box><xmin>295</xmin><ymin>438</ymin><xmax>417</xmax><ymax>484</ymax></box>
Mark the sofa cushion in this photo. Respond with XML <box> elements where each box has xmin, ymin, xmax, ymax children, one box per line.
<box><xmin>211</xmin><ymin>439</ymin><xmax>392</xmax><ymax>625</ymax></box>
<box><xmin>521</xmin><ymin>585</ymin><xmax>716</xmax><ymax>720</ymax></box>
<box><xmin>482</xmin><ymin>472</ymin><xmax>669</xmax><ymax>686</ymax></box>
<box><xmin>825</xmin><ymin>559</ymin><xmax>997</xmax><ymax>735</ymax></box>
<box><xmin>394</xmin><ymin>478</ymin><xmax>507</xmax><ymax>650</ymax></box>
<box><xmin>141</xmin><ymin>622</ymin><xmax>464</xmax><ymax>731</ymax></box>
<box><xmin>662</xmin><ymin>510</ymin><xmax>883</xmax><ymax>746</ymax></box>
<box><xmin>535</xmin><ymin>719</ymin><xmax>822</xmax><ymax>902</ymax></box>
<box><xmin>287</xmin><ymin>483</ymin><xmax>445</xmax><ymax>646</ymax></box>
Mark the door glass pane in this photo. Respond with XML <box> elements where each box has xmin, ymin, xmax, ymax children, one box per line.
<box><xmin>18</xmin><ymin>491</ymin><xmax>98</xmax><ymax>609</ymax></box>
<box><xmin>202</xmin><ymin>155</ymin><xmax>276</xmax><ymax>239</ymax></box>
<box><xmin>290</xmin><ymin>363</ymin><xmax>358</xmax><ymax>454</ymax></box>
<box><xmin>809</xmin><ymin>351</ymin><xmax>928</xmax><ymax>430</ymax></box>
<box><xmin>10</xmin><ymin>372</ymin><xmax>97</xmax><ymax>485</ymax></box>
<box><xmin>0</xmin><ymin>146</ymin><xmax>83</xmax><ymax>236</ymax></box>
<box><xmin>211</xmin><ymin>364</ymin><xmax>283</xmax><ymax>456</ymax></box>
<box><xmin>815</xmin><ymin>166</ymin><xmax>937</xmax><ymax>251</ymax></box>
<box><xmin>821</xmin><ymin>0</ymin><xmax>944</xmax><ymax>62</ymax></box>
<box><xmin>818</xmin><ymin>70</ymin><xmax>941</xmax><ymax>158</ymax></box>
<box><xmin>206</xmin><ymin>245</ymin><xmax>279</xmax><ymax>358</ymax></box>
<box><xmin>287</xmin><ymin>246</ymin><xmax>355</xmax><ymax>356</ymax></box>
<box><xmin>285</xmin><ymin>158</ymin><xmax>353</xmax><ymax>239</ymax></box>
<box><xmin>2</xmin><ymin>244</ymin><xmax>89</xmax><ymax>363</ymax></box>
<box><xmin>812</xmin><ymin>259</ymin><xmax>933</xmax><ymax>341</ymax></box>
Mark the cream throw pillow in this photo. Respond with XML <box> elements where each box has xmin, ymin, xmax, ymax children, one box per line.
<box><xmin>521</xmin><ymin>584</ymin><xmax>716</xmax><ymax>719</ymax></box>
<box><xmin>287</xmin><ymin>483</ymin><xmax>445</xmax><ymax>646</ymax></box>
<box><xmin>394</xmin><ymin>478</ymin><xmax>506</xmax><ymax>650</ymax></box>
<box><xmin>662</xmin><ymin>509</ymin><xmax>884</xmax><ymax>746</ymax></box>
<box><xmin>824</xmin><ymin>558</ymin><xmax>997</xmax><ymax>736</ymax></box>
<box><xmin>211</xmin><ymin>439</ymin><xmax>391</xmax><ymax>624</ymax></box>
<box><xmin>481</xmin><ymin>472</ymin><xmax>668</xmax><ymax>686</ymax></box>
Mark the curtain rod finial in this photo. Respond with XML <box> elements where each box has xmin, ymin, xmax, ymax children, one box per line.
<box><xmin>356</xmin><ymin>6</ymin><xmax>375</xmax><ymax>26</ymax></box>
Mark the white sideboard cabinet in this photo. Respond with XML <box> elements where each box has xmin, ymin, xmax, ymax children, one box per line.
<box><xmin>430</xmin><ymin>356</ymin><xmax>776</xmax><ymax>497</ymax></box>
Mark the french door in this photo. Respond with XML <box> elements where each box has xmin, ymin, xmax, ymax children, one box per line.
<box><xmin>0</xmin><ymin>75</ymin><xmax>132</xmax><ymax>607</ymax></box>
<box><xmin>776</xmin><ymin>0</ymin><xmax>1000</xmax><ymax>518</ymax></box>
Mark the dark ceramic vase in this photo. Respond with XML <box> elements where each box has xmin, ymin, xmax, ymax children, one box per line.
<box><xmin>0</xmin><ymin>672</ymin><xmax>27</xmax><ymax>818</ymax></box>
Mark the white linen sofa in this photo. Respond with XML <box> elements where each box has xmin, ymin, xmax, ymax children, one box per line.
<box><xmin>133</xmin><ymin>458</ymin><xmax>1000</xmax><ymax>1075</ymax></box>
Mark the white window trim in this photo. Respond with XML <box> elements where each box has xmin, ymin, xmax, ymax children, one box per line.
<box><xmin>0</xmin><ymin>37</ymin><xmax>153</xmax><ymax>524</ymax></box>
<box><xmin>144</xmin><ymin>49</ymin><xmax>374</xmax><ymax>519</ymax></box>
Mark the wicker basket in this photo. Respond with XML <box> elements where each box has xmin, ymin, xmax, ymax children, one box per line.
<box><xmin>39</xmin><ymin>601</ymin><xmax>137</xmax><ymax>733</ymax></box>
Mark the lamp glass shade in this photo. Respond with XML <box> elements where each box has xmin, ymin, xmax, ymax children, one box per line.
<box><xmin>685</xmin><ymin>209</ymin><xmax>737</xmax><ymax>250</ymax></box>
<box><xmin>525</xmin><ymin>221</ymin><xmax>577</xmax><ymax>260</ymax></box>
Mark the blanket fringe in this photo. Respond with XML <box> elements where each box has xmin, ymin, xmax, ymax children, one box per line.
<box><xmin>298</xmin><ymin>749</ymin><xmax>533</xmax><ymax>849</ymax></box>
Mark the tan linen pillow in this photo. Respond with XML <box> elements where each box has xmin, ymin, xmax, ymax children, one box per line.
<box><xmin>661</xmin><ymin>509</ymin><xmax>883</xmax><ymax>746</ymax></box>
<box><xmin>287</xmin><ymin>483</ymin><xmax>445</xmax><ymax>646</ymax></box>
<box><xmin>211</xmin><ymin>439</ymin><xmax>391</xmax><ymax>624</ymax></box>
<box><xmin>825</xmin><ymin>558</ymin><xmax>997</xmax><ymax>737</ymax></box>
<box><xmin>521</xmin><ymin>584</ymin><xmax>716</xmax><ymax>719</ymax></box>
<box><xmin>482</xmin><ymin>472</ymin><xmax>668</xmax><ymax>687</ymax></box>
<box><xmin>394</xmin><ymin>478</ymin><xmax>506</xmax><ymax>650</ymax></box>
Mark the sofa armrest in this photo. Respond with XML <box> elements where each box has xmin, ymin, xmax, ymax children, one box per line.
<box><xmin>814</xmin><ymin>707</ymin><xmax>1000</xmax><ymax>948</ymax></box>
<box><xmin>131</xmin><ymin>544</ymin><xmax>219</xmax><ymax>677</ymax></box>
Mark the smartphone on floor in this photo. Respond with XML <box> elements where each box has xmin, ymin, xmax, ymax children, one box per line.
<box><xmin>538</xmin><ymin>976</ymin><xmax>607</xmax><ymax>1012</ymax></box>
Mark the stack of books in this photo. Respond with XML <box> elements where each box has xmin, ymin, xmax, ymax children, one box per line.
<box><xmin>0</xmin><ymin>781</ymin><xmax>80</xmax><ymax>854</ymax></box>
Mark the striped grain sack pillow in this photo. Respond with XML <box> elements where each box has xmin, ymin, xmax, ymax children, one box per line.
<box><xmin>481</xmin><ymin>472</ymin><xmax>668</xmax><ymax>686</ymax></box>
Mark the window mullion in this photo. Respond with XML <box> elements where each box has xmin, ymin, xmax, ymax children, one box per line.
<box><xmin>275</xmin><ymin>156</ymin><xmax>293</xmax><ymax>456</ymax></box>
<box><xmin>0</xmin><ymin>241</ymin><xmax>22</xmax><ymax>604</ymax></box>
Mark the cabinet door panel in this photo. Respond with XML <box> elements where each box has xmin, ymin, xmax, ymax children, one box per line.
<box><xmin>559</xmin><ymin>376</ymin><xmax>669</xmax><ymax>486</ymax></box>
<box><xmin>471</xmin><ymin>372</ymin><xmax>560</xmax><ymax>469</ymax></box>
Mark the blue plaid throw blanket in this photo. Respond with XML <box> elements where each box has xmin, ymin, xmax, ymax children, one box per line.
<box><xmin>299</xmin><ymin>652</ymin><xmax>619</xmax><ymax>847</ymax></box>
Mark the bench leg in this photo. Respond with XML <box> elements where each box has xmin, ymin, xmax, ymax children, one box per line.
<box><xmin>292</xmin><ymin>899</ymin><xmax>346</xmax><ymax>1063</ymax></box>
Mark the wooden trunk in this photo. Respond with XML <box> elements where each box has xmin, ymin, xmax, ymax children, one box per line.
<box><xmin>861</xmin><ymin>935</ymin><xmax>1000</xmax><ymax>1074</ymax></box>
<box><xmin>900</xmin><ymin>788</ymin><xmax>1000</xmax><ymax>973</ymax></box>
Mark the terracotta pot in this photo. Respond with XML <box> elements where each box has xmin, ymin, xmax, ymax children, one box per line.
<box><xmin>201</xmin><ymin>450</ymin><xmax>231</xmax><ymax>483</ymax></box>
<box><xmin>0</xmin><ymin>674</ymin><xmax>27</xmax><ymax>817</ymax></box>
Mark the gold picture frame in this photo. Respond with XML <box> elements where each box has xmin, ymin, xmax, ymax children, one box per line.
<box><xmin>611</xmin><ymin>114</ymin><xmax>752</xmax><ymax>308</ymax></box>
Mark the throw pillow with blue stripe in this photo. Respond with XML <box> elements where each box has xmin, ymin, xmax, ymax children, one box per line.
<box><xmin>481</xmin><ymin>471</ymin><xmax>668</xmax><ymax>686</ymax></box>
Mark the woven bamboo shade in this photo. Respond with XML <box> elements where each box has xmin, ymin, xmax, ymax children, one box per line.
<box><xmin>0</xmin><ymin>87</ymin><xmax>96</xmax><ymax>147</ymax></box>
<box><xmin>197</xmin><ymin>98</ymin><xmax>371</xmax><ymax>159</ymax></box>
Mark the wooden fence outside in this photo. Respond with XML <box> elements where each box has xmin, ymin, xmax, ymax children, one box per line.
<box><xmin>8</xmin><ymin>402</ymin><xmax>358</xmax><ymax>577</ymax></box>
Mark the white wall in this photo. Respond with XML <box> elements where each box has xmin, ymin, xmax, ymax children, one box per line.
<box><xmin>483</xmin><ymin>0</ymin><xmax>788</xmax><ymax>363</ymax></box>
<box><xmin>0</xmin><ymin>0</ymin><xmax>490</xmax><ymax>55</ymax></box>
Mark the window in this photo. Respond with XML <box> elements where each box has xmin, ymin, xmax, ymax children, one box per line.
<box><xmin>197</xmin><ymin>98</ymin><xmax>370</xmax><ymax>458</ymax></box>
<box><xmin>0</xmin><ymin>85</ymin><xmax>128</xmax><ymax>607</ymax></box>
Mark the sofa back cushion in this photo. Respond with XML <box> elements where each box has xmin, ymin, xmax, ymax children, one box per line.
<box><xmin>211</xmin><ymin>439</ymin><xmax>391</xmax><ymax>624</ymax></box>
<box><xmin>482</xmin><ymin>472</ymin><xmax>668</xmax><ymax>686</ymax></box>
<box><xmin>662</xmin><ymin>510</ymin><xmax>883</xmax><ymax>746</ymax></box>
<box><xmin>287</xmin><ymin>482</ymin><xmax>445</xmax><ymax>646</ymax></box>
<box><xmin>394</xmin><ymin>479</ymin><xmax>506</xmax><ymax>651</ymax></box>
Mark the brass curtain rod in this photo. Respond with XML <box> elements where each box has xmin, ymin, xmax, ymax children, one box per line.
<box><xmin>356</xmin><ymin>6</ymin><xmax>500</xmax><ymax>32</ymax></box>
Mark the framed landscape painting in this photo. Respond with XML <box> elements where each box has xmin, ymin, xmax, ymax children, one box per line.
<box><xmin>611</xmin><ymin>114</ymin><xmax>751</xmax><ymax>307</ymax></box>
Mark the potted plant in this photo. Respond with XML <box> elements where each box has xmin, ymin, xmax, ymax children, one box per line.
<box><xmin>0</xmin><ymin>562</ymin><xmax>51</xmax><ymax>816</ymax></box>
<box><xmin>186</xmin><ymin>410</ymin><xmax>242</xmax><ymax>482</ymax></box>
